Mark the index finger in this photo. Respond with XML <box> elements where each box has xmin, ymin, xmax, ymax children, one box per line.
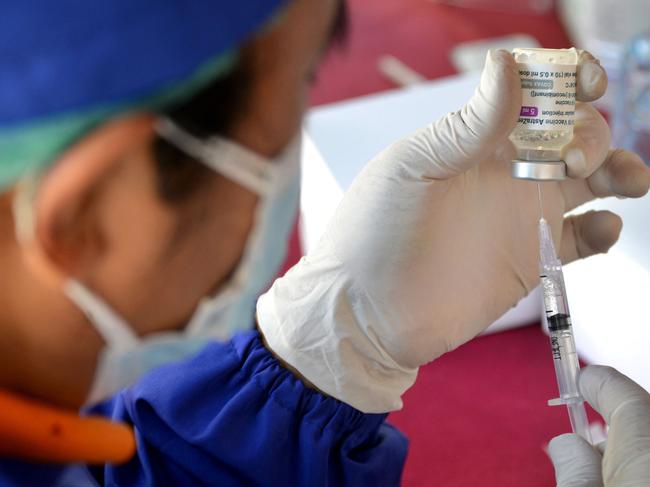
<box><xmin>580</xmin><ymin>365</ymin><xmax>650</xmax><ymax>429</ymax></box>
<box><xmin>576</xmin><ymin>50</ymin><xmax>608</xmax><ymax>102</ymax></box>
<box><xmin>580</xmin><ymin>365</ymin><xmax>650</xmax><ymax>484</ymax></box>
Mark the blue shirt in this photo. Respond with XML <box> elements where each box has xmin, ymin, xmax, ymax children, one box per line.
<box><xmin>0</xmin><ymin>331</ymin><xmax>407</xmax><ymax>486</ymax></box>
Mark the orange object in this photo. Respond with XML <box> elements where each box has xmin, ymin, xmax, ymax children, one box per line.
<box><xmin>0</xmin><ymin>389</ymin><xmax>136</xmax><ymax>464</ymax></box>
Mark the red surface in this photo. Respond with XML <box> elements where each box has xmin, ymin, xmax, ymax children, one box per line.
<box><xmin>278</xmin><ymin>2</ymin><xmax>588</xmax><ymax>485</ymax></box>
<box><xmin>310</xmin><ymin>0</ymin><xmax>571</xmax><ymax>107</ymax></box>
<box><xmin>388</xmin><ymin>325</ymin><xmax>601</xmax><ymax>486</ymax></box>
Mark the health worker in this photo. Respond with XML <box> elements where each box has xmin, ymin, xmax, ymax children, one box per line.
<box><xmin>0</xmin><ymin>1</ymin><xmax>648</xmax><ymax>486</ymax></box>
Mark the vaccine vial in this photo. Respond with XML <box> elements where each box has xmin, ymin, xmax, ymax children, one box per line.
<box><xmin>509</xmin><ymin>47</ymin><xmax>578</xmax><ymax>180</ymax></box>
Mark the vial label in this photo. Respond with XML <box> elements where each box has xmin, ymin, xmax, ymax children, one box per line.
<box><xmin>516</xmin><ymin>63</ymin><xmax>576</xmax><ymax>131</ymax></box>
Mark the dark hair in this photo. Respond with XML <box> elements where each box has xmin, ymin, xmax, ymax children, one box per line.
<box><xmin>152</xmin><ymin>52</ymin><xmax>253</xmax><ymax>204</ymax></box>
<box><xmin>152</xmin><ymin>0</ymin><xmax>348</xmax><ymax>204</ymax></box>
<box><xmin>331</xmin><ymin>0</ymin><xmax>349</xmax><ymax>47</ymax></box>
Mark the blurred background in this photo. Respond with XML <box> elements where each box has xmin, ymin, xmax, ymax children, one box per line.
<box><xmin>279</xmin><ymin>1</ymin><xmax>650</xmax><ymax>485</ymax></box>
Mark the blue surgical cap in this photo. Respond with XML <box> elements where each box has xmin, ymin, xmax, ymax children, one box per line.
<box><xmin>0</xmin><ymin>0</ymin><xmax>287</xmax><ymax>189</ymax></box>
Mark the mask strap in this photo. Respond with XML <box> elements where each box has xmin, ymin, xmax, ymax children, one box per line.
<box><xmin>64</xmin><ymin>280</ymin><xmax>139</xmax><ymax>349</ymax></box>
<box><xmin>12</xmin><ymin>173</ymin><xmax>138</xmax><ymax>349</ymax></box>
<box><xmin>155</xmin><ymin>118</ymin><xmax>274</xmax><ymax>196</ymax></box>
<box><xmin>12</xmin><ymin>170</ymin><xmax>42</xmax><ymax>245</ymax></box>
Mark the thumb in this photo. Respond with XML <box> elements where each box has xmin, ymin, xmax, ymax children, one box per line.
<box><xmin>549</xmin><ymin>433</ymin><xmax>603</xmax><ymax>487</ymax></box>
<box><xmin>406</xmin><ymin>49</ymin><xmax>520</xmax><ymax>179</ymax></box>
<box><xmin>559</xmin><ymin>210</ymin><xmax>622</xmax><ymax>265</ymax></box>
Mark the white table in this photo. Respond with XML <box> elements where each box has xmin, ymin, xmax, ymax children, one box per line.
<box><xmin>300</xmin><ymin>72</ymin><xmax>650</xmax><ymax>391</ymax></box>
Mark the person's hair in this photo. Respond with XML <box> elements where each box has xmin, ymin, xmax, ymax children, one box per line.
<box><xmin>152</xmin><ymin>51</ymin><xmax>253</xmax><ymax>204</ymax></box>
<box><xmin>152</xmin><ymin>0</ymin><xmax>349</xmax><ymax>204</ymax></box>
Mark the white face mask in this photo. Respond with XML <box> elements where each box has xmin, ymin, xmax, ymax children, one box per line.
<box><xmin>14</xmin><ymin>118</ymin><xmax>302</xmax><ymax>405</ymax></box>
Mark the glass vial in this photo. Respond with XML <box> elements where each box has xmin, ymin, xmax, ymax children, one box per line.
<box><xmin>509</xmin><ymin>47</ymin><xmax>579</xmax><ymax>180</ymax></box>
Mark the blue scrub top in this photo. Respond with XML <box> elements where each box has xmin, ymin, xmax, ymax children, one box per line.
<box><xmin>0</xmin><ymin>331</ymin><xmax>408</xmax><ymax>486</ymax></box>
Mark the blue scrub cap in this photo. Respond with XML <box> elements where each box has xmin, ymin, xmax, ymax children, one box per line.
<box><xmin>0</xmin><ymin>0</ymin><xmax>287</xmax><ymax>190</ymax></box>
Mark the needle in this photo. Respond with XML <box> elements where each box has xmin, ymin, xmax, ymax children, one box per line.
<box><xmin>537</xmin><ymin>183</ymin><xmax>544</xmax><ymax>220</ymax></box>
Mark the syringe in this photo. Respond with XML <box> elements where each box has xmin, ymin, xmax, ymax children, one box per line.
<box><xmin>538</xmin><ymin>217</ymin><xmax>592</xmax><ymax>443</ymax></box>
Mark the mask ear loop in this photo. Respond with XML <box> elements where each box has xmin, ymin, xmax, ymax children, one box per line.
<box><xmin>154</xmin><ymin>118</ymin><xmax>275</xmax><ymax>196</ymax></box>
<box><xmin>12</xmin><ymin>170</ymin><xmax>41</xmax><ymax>245</ymax></box>
<box><xmin>64</xmin><ymin>280</ymin><xmax>139</xmax><ymax>349</ymax></box>
<box><xmin>12</xmin><ymin>171</ymin><xmax>139</xmax><ymax>349</ymax></box>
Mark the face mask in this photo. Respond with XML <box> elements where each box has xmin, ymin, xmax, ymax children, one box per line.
<box><xmin>14</xmin><ymin>118</ymin><xmax>302</xmax><ymax>405</ymax></box>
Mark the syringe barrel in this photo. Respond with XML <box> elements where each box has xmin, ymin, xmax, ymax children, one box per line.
<box><xmin>549</xmin><ymin>329</ymin><xmax>582</xmax><ymax>400</ymax></box>
<box><xmin>541</xmin><ymin>266</ymin><xmax>570</xmax><ymax>318</ymax></box>
<box><xmin>538</xmin><ymin>217</ymin><xmax>592</xmax><ymax>443</ymax></box>
<box><xmin>541</xmin><ymin>267</ymin><xmax>581</xmax><ymax>400</ymax></box>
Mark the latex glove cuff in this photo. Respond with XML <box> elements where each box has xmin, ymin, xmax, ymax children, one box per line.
<box><xmin>257</xmin><ymin>241</ymin><xmax>417</xmax><ymax>414</ymax></box>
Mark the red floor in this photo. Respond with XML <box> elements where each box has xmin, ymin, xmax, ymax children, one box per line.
<box><xmin>283</xmin><ymin>2</ymin><xmax>587</xmax><ymax>485</ymax></box>
<box><xmin>388</xmin><ymin>324</ymin><xmax>600</xmax><ymax>486</ymax></box>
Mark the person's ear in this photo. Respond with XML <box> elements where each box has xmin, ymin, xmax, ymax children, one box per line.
<box><xmin>19</xmin><ymin>114</ymin><xmax>157</xmax><ymax>287</ymax></box>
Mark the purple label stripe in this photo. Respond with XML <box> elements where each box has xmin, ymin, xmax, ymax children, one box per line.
<box><xmin>520</xmin><ymin>106</ymin><xmax>538</xmax><ymax>117</ymax></box>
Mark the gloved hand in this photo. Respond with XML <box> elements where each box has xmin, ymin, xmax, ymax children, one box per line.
<box><xmin>258</xmin><ymin>50</ymin><xmax>650</xmax><ymax>412</ymax></box>
<box><xmin>549</xmin><ymin>365</ymin><xmax>650</xmax><ymax>486</ymax></box>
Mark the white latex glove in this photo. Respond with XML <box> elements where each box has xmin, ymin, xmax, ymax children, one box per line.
<box><xmin>258</xmin><ymin>50</ymin><xmax>650</xmax><ymax>412</ymax></box>
<box><xmin>549</xmin><ymin>365</ymin><xmax>650</xmax><ymax>487</ymax></box>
